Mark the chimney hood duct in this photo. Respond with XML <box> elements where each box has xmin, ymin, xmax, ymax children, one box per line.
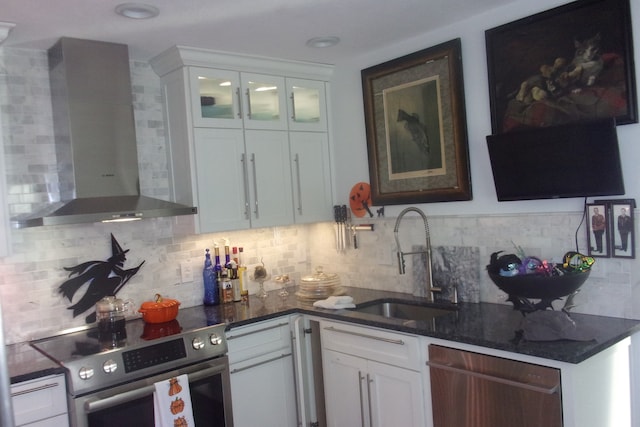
<box><xmin>11</xmin><ymin>37</ymin><xmax>197</xmax><ymax>228</ymax></box>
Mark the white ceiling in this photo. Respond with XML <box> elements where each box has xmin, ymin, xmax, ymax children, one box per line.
<box><xmin>1</xmin><ymin>0</ymin><xmax>512</xmax><ymax>63</ymax></box>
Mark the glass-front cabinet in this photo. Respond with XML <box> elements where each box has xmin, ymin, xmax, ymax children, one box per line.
<box><xmin>241</xmin><ymin>73</ymin><xmax>287</xmax><ymax>130</ymax></box>
<box><xmin>189</xmin><ymin>67</ymin><xmax>287</xmax><ymax>130</ymax></box>
<box><xmin>189</xmin><ymin>67</ymin><xmax>242</xmax><ymax>128</ymax></box>
<box><xmin>286</xmin><ymin>78</ymin><xmax>327</xmax><ymax>131</ymax></box>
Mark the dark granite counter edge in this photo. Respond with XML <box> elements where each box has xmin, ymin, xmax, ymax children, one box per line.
<box><xmin>224</xmin><ymin>287</ymin><xmax>640</xmax><ymax>365</ymax></box>
<box><xmin>7</xmin><ymin>342</ymin><xmax>67</xmax><ymax>384</ymax></box>
<box><xmin>8</xmin><ymin>286</ymin><xmax>640</xmax><ymax>381</ymax></box>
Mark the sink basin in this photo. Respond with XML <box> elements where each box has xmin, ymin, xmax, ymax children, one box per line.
<box><xmin>349</xmin><ymin>300</ymin><xmax>456</xmax><ymax>321</ymax></box>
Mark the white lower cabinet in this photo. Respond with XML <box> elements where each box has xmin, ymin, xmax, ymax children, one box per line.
<box><xmin>11</xmin><ymin>374</ymin><xmax>69</xmax><ymax>427</ymax></box>
<box><xmin>226</xmin><ymin>317</ymin><xmax>297</xmax><ymax>427</ymax></box>
<box><xmin>320</xmin><ymin>320</ymin><xmax>425</xmax><ymax>427</ymax></box>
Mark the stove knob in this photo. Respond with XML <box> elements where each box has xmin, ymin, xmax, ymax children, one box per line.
<box><xmin>103</xmin><ymin>359</ymin><xmax>118</xmax><ymax>374</ymax></box>
<box><xmin>209</xmin><ymin>333</ymin><xmax>222</xmax><ymax>345</ymax></box>
<box><xmin>192</xmin><ymin>337</ymin><xmax>205</xmax><ymax>350</ymax></box>
<box><xmin>78</xmin><ymin>367</ymin><xmax>94</xmax><ymax>380</ymax></box>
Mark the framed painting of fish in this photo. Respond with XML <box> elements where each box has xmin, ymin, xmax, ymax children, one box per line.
<box><xmin>485</xmin><ymin>0</ymin><xmax>637</xmax><ymax>134</ymax></box>
<box><xmin>361</xmin><ymin>38</ymin><xmax>472</xmax><ymax>205</ymax></box>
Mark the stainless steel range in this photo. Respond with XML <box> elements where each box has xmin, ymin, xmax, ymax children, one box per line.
<box><xmin>31</xmin><ymin>306</ymin><xmax>233</xmax><ymax>427</ymax></box>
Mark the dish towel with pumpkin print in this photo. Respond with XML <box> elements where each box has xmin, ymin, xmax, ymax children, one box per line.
<box><xmin>153</xmin><ymin>374</ymin><xmax>195</xmax><ymax>427</ymax></box>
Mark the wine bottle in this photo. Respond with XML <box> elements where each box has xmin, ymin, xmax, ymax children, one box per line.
<box><xmin>203</xmin><ymin>249</ymin><xmax>220</xmax><ymax>306</ymax></box>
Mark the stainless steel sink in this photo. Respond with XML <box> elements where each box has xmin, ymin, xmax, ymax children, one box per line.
<box><xmin>350</xmin><ymin>300</ymin><xmax>456</xmax><ymax>321</ymax></box>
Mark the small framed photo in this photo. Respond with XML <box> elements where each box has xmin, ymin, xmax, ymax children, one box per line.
<box><xmin>587</xmin><ymin>203</ymin><xmax>610</xmax><ymax>257</ymax></box>
<box><xmin>593</xmin><ymin>198</ymin><xmax>636</xmax><ymax>259</ymax></box>
<box><xmin>611</xmin><ymin>201</ymin><xmax>635</xmax><ymax>258</ymax></box>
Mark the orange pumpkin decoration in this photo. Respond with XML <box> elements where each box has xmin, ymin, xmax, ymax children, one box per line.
<box><xmin>174</xmin><ymin>416</ymin><xmax>188</xmax><ymax>427</ymax></box>
<box><xmin>170</xmin><ymin>397</ymin><xmax>185</xmax><ymax>415</ymax></box>
<box><xmin>168</xmin><ymin>377</ymin><xmax>182</xmax><ymax>396</ymax></box>
<box><xmin>349</xmin><ymin>182</ymin><xmax>373</xmax><ymax>218</ymax></box>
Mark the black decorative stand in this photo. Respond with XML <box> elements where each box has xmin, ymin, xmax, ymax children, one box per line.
<box><xmin>488</xmin><ymin>270</ymin><xmax>590</xmax><ymax>316</ymax></box>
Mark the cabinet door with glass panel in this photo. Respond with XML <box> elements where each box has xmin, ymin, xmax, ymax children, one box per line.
<box><xmin>190</xmin><ymin>67</ymin><xmax>287</xmax><ymax>130</ymax></box>
<box><xmin>286</xmin><ymin>78</ymin><xmax>327</xmax><ymax>131</ymax></box>
<box><xmin>189</xmin><ymin>67</ymin><xmax>243</xmax><ymax>128</ymax></box>
<box><xmin>240</xmin><ymin>73</ymin><xmax>287</xmax><ymax>130</ymax></box>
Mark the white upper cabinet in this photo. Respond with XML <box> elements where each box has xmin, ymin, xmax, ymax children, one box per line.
<box><xmin>151</xmin><ymin>46</ymin><xmax>334</xmax><ymax>233</ymax></box>
<box><xmin>290</xmin><ymin>132</ymin><xmax>332</xmax><ymax>224</ymax></box>
<box><xmin>286</xmin><ymin>78</ymin><xmax>327</xmax><ymax>132</ymax></box>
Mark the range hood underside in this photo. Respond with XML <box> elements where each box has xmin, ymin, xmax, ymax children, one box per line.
<box><xmin>12</xmin><ymin>196</ymin><xmax>197</xmax><ymax>228</ymax></box>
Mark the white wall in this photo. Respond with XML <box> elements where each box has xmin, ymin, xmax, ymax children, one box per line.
<box><xmin>328</xmin><ymin>0</ymin><xmax>640</xmax><ymax>217</ymax></box>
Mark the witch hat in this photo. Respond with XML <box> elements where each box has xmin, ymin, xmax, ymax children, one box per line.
<box><xmin>108</xmin><ymin>233</ymin><xmax>130</xmax><ymax>266</ymax></box>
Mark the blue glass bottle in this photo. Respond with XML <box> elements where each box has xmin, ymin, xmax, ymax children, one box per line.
<box><xmin>203</xmin><ymin>249</ymin><xmax>220</xmax><ymax>306</ymax></box>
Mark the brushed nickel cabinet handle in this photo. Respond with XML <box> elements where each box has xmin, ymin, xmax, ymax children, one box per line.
<box><xmin>230</xmin><ymin>352</ymin><xmax>291</xmax><ymax>374</ymax></box>
<box><xmin>294</xmin><ymin>153</ymin><xmax>303</xmax><ymax>215</ymax></box>
<box><xmin>11</xmin><ymin>381</ymin><xmax>58</xmax><ymax>397</ymax></box>
<box><xmin>251</xmin><ymin>153</ymin><xmax>259</xmax><ymax>218</ymax></box>
<box><xmin>241</xmin><ymin>153</ymin><xmax>250</xmax><ymax>220</ymax></box>
<box><xmin>323</xmin><ymin>326</ymin><xmax>405</xmax><ymax>346</ymax></box>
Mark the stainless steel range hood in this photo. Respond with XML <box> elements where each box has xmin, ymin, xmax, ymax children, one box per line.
<box><xmin>11</xmin><ymin>37</ymin><xmax>196</xmax><ymax>228</ymax></box>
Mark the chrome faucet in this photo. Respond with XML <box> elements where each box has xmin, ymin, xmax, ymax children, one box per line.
<box><xmin>394</xmin><ymin>207</ymin><xmax>441</xmax><ymax>302</ymax></box>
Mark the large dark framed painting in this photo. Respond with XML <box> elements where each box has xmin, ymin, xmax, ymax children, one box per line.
<box><xmin>485</xmin><ymin>0</ymin><xmax>637</xmax><ymax>133</ymax></box>
<box><xmin>361</xmin><ymin>38</ymin><xmax>471</xmax><ymax>206</ymax></box>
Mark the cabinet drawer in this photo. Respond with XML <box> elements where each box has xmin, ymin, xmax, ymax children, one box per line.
<box><xmin>12</xmin><ymin>374</ymin><xmax>68</xmax><ymax>426</ymax></box>
<box><xmin>320</xmin><ymin>320</ymin><xmax>421</xmax><ymax>370</ymax></box>
<box><xmin>21</xmin><ymin>413</ymin><xmax>69</xmax><ymax>427</ymax></box>
<box><xmin>226</xmin><ymin>317</ymin><xmax>291</xmax><ymax>364</ymax></box>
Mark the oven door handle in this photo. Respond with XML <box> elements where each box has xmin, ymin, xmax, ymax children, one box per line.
<box><xmin>84</xmin><ymin>364</ymin><xmax>227</xmax><ymax>413</ymax></box>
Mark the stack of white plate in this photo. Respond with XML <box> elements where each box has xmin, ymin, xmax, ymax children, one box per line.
<box><xmin>296</xmin><ymin>267</ymin><xmax>345</xmax><ymax>301</ymax></box>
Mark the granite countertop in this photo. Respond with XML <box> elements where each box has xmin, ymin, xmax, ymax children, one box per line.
<box><xmin>222</xmin><ymin>286</ymin><xmax>640</xmax><ymax>364</ymax></box>
<box><xmin>8</xmin><ymin>286</ymin><xmax>640</xmax><ymax>382</ymax></box>
<box><xmin>7</xmin><ymin>342</ymin><xmax>66</xmax><ymax>384</ymax></box>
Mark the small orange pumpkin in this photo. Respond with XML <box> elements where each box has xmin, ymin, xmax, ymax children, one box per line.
<box><xmin>139</xmin><ymin>294</ymin><xmax>180</xmax><ymax>324</ymax></box>
<box><xmin>168</xmin><ymin>377</ymin><xmax>182</xmax><ymax>396</ymax></box>
<box><xmin>170</xmin><ymin>397</ymin><xmax>185</xmax><ymax>415</ymax></box>
<box><xmin>174</xmin><ymin>416</ymin><xmax>188</xmax><ymax>427</ymax></box>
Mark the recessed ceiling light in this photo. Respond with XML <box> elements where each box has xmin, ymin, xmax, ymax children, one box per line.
<box><xmin>0</xmin><ymin>22</ymin><xmax>15</xmax><ymax>45</ymax></box>
<box><xmin>306</xmin><ymin>36</ymin><xmax>340</xmax><ymax>48</ymax></box>
<box><xmin>115</xmin><ymin>3</ymin><xmax>160</xmax><ymax>19</ymax></box>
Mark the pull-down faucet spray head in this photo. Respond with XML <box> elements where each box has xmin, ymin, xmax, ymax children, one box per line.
<box><xmin>394</xmin><ymin>207</ymin><xmax>438</xmax><ymax>301</ymax></box>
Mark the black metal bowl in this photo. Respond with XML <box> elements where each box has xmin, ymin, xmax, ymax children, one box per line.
<box><xmin>488</xmin><ymin>270</ymin><xmax>590</xmax><ymax>300</ymax></box>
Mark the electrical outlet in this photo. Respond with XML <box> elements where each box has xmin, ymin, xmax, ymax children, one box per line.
<box><xmin>180</xmin><ymin>261</ymin><xmax>193</xmax><ymax>283</ymax></box>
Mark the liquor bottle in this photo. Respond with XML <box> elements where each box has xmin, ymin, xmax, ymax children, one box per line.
<box><xmin>213</xmin><ymin>244</ymin><xmax>222</xmax><ymax>277</ymax></box>
<box><xmin>238</xmin><ymin>247</ymin><xmax>248</xmax><ymax>302</ymax></box>
<box><xmin>203</xmin><ymin>249</ymin><xmax>220</xmax><ymax>306</ymax></box>
<box><xmin>224</xmin><ymin>239</ymin><xmax>231</xmax><ymax>266</ymax></box>
<box><xmin>221</xmin><ymin>270</ymin><xmax>233</xmax><ymax>304</ymax></box>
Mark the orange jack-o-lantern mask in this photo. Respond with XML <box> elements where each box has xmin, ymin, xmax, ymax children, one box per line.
<box><xmin>349</xmin><ymin>182</ymin><xmax>372</xmax><ymax>218</ymax></box>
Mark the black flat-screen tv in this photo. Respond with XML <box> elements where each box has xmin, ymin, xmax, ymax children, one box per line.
<box><xmin>486</xmin><ymin>118</ymin><xmax>625</xmax><ymax>201</ymax></box>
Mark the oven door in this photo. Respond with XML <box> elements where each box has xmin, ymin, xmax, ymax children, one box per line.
<box><xmin>69</xmin><ymin>356</ymin><xmax>233</xmax><ymax>427</ymax></box>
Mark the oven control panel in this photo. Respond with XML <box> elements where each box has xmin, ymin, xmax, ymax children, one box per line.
<box><xmin>122</xmin><ymin>338</ymin><xmax>187</xmax><ymax>373</ymax></box>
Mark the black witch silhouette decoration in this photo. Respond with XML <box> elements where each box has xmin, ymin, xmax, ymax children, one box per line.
<box><xmin>58</xmin><ymin>234</ymin><xmax>145</xmax><ymax>323</ymax></box>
